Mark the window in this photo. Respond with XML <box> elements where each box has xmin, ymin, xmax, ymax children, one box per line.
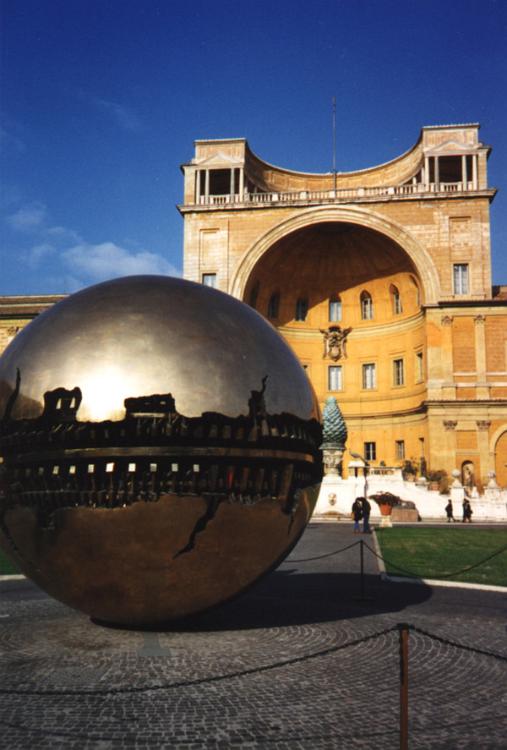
<box><xmin>328</xmin><ymin>365</ymin><xmax>343</xmax><ymax>391</ymax></box>
<box><xmin>202</xmin><ymin>273</ymin><xmax>217</xmax><ymax>288</ymax></box>
<box><xmin>395</xmin><ymin>440</ymin><xmax>405</xmax><ymax>460</ymax></box>
<box><xmin>453</xmin><ymin>264</ymin><xmax>469</xmax><ymax>295</ymax></box>
<box><xmin>416</xmin><ymin>352</ymin><xmax>424</xmax><ymax>382</ymax></box>
<box><xmin>362</xmin><ymin>363</ymin><xmax>376</xmax><ymax>390</ymax></box>
<box><xmin>364</xmin><ymin>442</ymin><xmax>376</xmax><ymax>461</ymax></box>
<box><xmin>410</xmin><ymin>275</ymin><xmax>421</xmax><ymax>307</ymax></box>
<box><xmin>393</xmin><ymin>358</ymin><xmax>404</xmax><ymax>386</ymax></box>
<box><xmin>249</xmin><ymin>281</ymin><xmax>260</xmax><ymax>309</ymax></box>
<box><xmin>390</xmin><ymin>285</ymin><xmax>402</xmax><ymax>315</ymax></box>
<box><xmin>329</xmin><ymin>296</ymin><xmax>342</xmax><ymax>322</ymax></box>
<box><xmin>295</xmin><ymin>297</ymin><xmax>308</xmax><ymax>321</ymax></box>
<box><xmin>360</xmin><ymin>291</ymin><xmax>373</xmax><ymax>320</ymax></box>
<box><xmin>267</xmin><ymin>292</ymin><xmax>280</xmax><ymax>319</ymax></box>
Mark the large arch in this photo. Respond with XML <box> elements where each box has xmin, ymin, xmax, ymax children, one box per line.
<box><xmin>490</xmin><ymin>425</ymin><xmax>507</xmax><ymax>488</ymax></box>
<box><xmin>229</xmin><ymin>205</ymin><xmax>440</xmax><ymax>304</ymax></box>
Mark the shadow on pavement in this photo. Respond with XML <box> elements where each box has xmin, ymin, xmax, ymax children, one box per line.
<box><xmin>159</xmin><ymin>570</ymin><xmax>432</xmax><ymax>632</ymax></box>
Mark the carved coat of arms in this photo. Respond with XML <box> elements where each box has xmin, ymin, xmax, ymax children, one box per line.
<box><xmin>320</xmin><ymin>325</ymin><xmax>352</xmax><ymax>361</ymax></box>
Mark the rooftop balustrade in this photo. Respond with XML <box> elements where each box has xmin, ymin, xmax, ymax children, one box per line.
<box><xmin>189</xmin><ymin>181</ymin><xmax>483</xmax><ymax>208</ymax></box>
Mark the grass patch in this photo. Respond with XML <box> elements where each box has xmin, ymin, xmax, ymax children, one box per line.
<box><xmin>0</xmin><ymin>548</ymin><xmax>19</xmax><ymax>575</ymax></box>
<box><xmin>375</xmin><ymin>527</ymin><xmax>507</xmax><ymax>587</ymax></box>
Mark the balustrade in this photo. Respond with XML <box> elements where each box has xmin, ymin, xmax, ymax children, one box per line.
<box><xmin>193</xmin><ymin>180</ymin><xmax>478</xmax><ymax>207</ymax></box>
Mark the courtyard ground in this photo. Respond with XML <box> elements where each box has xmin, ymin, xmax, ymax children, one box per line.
<box><xmin>0</xmin><ymin>522</ymin><xmax>506</xmax><ymax>749</ymax></box>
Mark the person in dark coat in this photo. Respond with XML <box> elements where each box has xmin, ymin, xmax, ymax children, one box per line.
<box><xmin>351</xmin><ymin>497</ymin><xmax>363</xmax><ymax>533</ymax></box>
<box><xmin>463</xmin><ymin>498</ymin><xmax>473</xmax><ymax>523</ymax></box>
<box><xmin>445</xmin><ymin>499</ymin><xmax>455</xmax><ymax>522</ymax></box>
<box><xmin>361</xmin><ymin>497</ymin><xmax>371</xmax><ymax>533</ymax></box>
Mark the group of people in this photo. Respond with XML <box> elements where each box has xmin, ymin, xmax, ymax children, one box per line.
<box><xmin>445</xmin><ymin>498</ymin><xmax>473</xmax><ymax>523</ymax></box>
<box><xmin>351</xmin><ymin>496</ymin><xmax>371</xmax><ymax>533</ymax></box>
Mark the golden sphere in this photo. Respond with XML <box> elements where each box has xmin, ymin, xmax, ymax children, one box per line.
<box><xmin>0</xmin><ymin>276</ymin><xmax>321</xmax><ymax>625</ymax></box>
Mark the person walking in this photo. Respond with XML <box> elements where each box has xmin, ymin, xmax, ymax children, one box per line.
<box><xmin>445</xmin><ymin>499</ymin><xmax>455</xmax><ymax>522</ymax></box>
<box><xmin>463</xmin><ymin>498</ymin><xmax>473</xmax><ymax>523</ymax></box>
<box><xmin>351</xmin><ymin>497</ymin><xmax>363</xmax><ymax>533</ymax></box>
<box><xmin>361</xmin><ymin>496</ymin><xmax>371</xmax><ymax>534</ymax></box>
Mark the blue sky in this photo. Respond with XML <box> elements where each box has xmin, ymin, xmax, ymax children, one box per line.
<box><xmin>1</xmin><ymin>0</ymin><xmax>506</xmax><ymax>294</ymax></box>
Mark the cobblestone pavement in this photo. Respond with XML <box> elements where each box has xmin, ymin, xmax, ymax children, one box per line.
<box><xmin>0</xmin><ymin>523</ymin><xmax>506</xmax><ymax>749</ymax></box>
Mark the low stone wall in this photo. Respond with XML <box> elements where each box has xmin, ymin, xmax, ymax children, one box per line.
<box><xmin>315</xmin><ymin>474</ymin><xmax>507</xmax><ymax>522</ymax></box>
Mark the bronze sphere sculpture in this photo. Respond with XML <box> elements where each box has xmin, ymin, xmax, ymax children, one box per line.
<box><xmin>0</xmin><ymin>276</ymin><xmax>322</xmax><ymax>626</ymax></box>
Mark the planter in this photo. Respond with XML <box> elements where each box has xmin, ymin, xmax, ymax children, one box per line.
<box><xmin>379</xmin><ymin>503</ymin><xmax>393</xmax><ymax>516</ymax></box>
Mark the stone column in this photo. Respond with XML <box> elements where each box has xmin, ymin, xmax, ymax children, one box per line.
<box><xmin>434</xmin><ymin>156</ymin><xmax>440</xmax><ymax>190</ymax></box>
<box><xmin>474</xmin><ymin>315</ymin><xmax>489</xmax><ymax>399</ymax></box>
<box><xmin>229</xmin><ymin>168</ymin><xmax>235</xmax><ymax>199</ymax></box>
<box><xmin>204</xmin><ymin>169</ymin><xmax>210</xmax><ymax>202</ymax></box>
<box><xmin>462</xmin><ymin>155</ymin><xmax>467</xmax><ymax>190</ymax></box>
<box><xmin>195</xmin><ymin>170</ymin><xmax>201</xmax><ymax>203</ymax></box>
<box><xmin>239</xmin><ymin>168</ymin><xmax>245</xmax><ymax>201</ymax></box>
<box><xmin>472</xmin><ymin>154</ymin><xmax>478</xmax><ymax>189</ymax></box>
<box><xmin>476</xmin><ymin>420</ymin><xmax>492</xmax><ymax>486</ymax></box>
<box><xmin>443</xmin><ymin>420</ymin><xmax>458</xmax><ymax>475</ymax></box>
<box><xmin>424</xmin><ymin>156</ymin><xmax>429</xmax><ymax>189</ymax></box>
<box><xmin>441</xmin><ymin>316</ymin><xmax>456</xmax><ymax>399</ymax></box>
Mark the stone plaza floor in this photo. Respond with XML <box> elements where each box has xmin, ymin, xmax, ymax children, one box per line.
<box><xmin>0</xmin><ymin>522</ymin><xmax>506</xmax><ymax>749</ymax></box>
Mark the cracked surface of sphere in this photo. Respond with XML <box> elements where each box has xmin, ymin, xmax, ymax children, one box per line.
<box><xmin>0</xmin><ymin>276</ymin><xmax>322</xmax><ymax>626</ymax></box>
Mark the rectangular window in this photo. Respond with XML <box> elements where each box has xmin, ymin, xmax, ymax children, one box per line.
<box><xmin>364</xmin><ymin>442</ymin><xmax>376</xmax><ymax>461</ymax></box>
<box><xmin>328</xmin><ymin>365</ymin><xmax>343</xmax><ymax>391</ymax></box>
<box><xmin>202</xmin><ymin>273</ymin><xmax>217</xmax><ymax>288</ymax></box>
<box><xmin>453</xmin><ymin>264</ymin><xmax>469</xmax><ymax>295</ymax></box>
<box><xmin>395</xmin><ymin>440</ymin><xmax>405</xmax><ymax>460</ymax></box>
<box><xmin>361</xmin><ymin>296</ymin><xmax>373</xmax><ymax>320</ymax></box>
<box><xmin>393</xmin><ymin>292</ymin><xmax>402</xmax><ymax>315</ymax></box>
<box><xmin>393</xmin><ymin>358</ymin><xmax>404</xmax><ymax>386</ymax></box>
<box><xmin>362</xmin><ymin>363</ymin><xmax>376</xmax><ymax>390</ymax></box>
<box><xmin>329</xmin><ymin>299</ymin><xmax>342</xmax><ymax>322</ymax></box>
<box><xmin>416</xmin><ymin>352</ymin><xmax>424</xmax><ymax>382</ymax></box>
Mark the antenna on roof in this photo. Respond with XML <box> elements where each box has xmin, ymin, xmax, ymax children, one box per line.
<box><xmin>332</xmin><ymin>96</ymin><xmax>337</xmax><ymax>191</ymax></box>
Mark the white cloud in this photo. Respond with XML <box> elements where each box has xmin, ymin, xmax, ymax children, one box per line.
<box><xmin>92</xmin><ymin>96</ymin><xmax>141</xmax><ymax>132</ymax></box>
<box><xmin>0</xmin><ymin>125</ymin><xmax>25</xmax><ymax>153</ymax></box>
<box><xmin>3</xmin><ymin>197</ymin><xmax>180</xmax><ymax>291</ymax></box>
<box><xmin>62</xmin><ymin>242</ymin><xmax>180</xmax><ymax>284</ymax></box>
<box><xmin>46</xmin><ymin>225</ymin><xmax>83</xmax><ymax>243</ymax></box>
<box><xmin>6</xmin><ymin>202</ymin><xmax>47</xmax><ymax>231</ymax></box>
<box><xmin>27</xmin><ymin>242</ymin><xmax>56</xmax><ymax>267</ymax></box>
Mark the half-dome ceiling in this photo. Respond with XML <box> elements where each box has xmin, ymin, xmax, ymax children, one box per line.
<box><xmin>245</xmin><ymin>222</ymin><xmax>419</xmax><ymax>319</ymax></box>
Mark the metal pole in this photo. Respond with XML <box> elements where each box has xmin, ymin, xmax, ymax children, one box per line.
<box><xmin>359</xmin><ymin>539</ymin><xmax>364</xmax><ymax>598</ymax></box>
<box><xmin>398</xmin><ymin>623</ymin><xmax>409</xmax><ymax>750</ymax></box>
<box><xmin>332</xmin><ymin>96</ymin><xmax>337</xmax><ymax>192</ymax></box>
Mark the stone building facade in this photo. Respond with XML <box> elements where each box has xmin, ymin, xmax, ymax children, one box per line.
<box><xmin>179</xmin><ymin>124</ymin><xmax>507</xmax><ymax>489</ymax></box>
<box><xmin>1</xmin><ymin>124</ymin><xmax>506</xmax><ymax>490</ymax></box>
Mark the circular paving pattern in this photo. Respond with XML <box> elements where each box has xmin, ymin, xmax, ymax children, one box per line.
<box><xmin>1</xmin><ymin>524</ymin><xmax>506</xmax><ymax>749</ymax></box>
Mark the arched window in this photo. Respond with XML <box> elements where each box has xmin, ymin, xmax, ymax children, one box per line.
<box><xmin>328</xmin><ymin>296</ymin><xmax>342</xmax><ymax>322</ymax></box>
<box><xmin>360</xmin><ymin>291</ymin><xmax>373</xmax><ymax>320</ymax></box>
<box><xmin>267</xmin><ymin>292</ymin><xmax>280</xmax><ymax>319</ymax></box>
<box><xmin>409</xmin><ymin>275</ymin><xmax>421</xmax><ymax>307</ymax></box>
<box><xmin>295</xmin><ymin>297</ymin><xmax>308</xmax><ymax>322</ymax></box>
<box><xmin>390</xmin><ymin>284</ymin><xmax>402</xmax><ymax>315</ymax></box>
<box><xmin>249</xmin><ymin>281</ymin><xmax>260</xmax><ymax>309</ymax></box>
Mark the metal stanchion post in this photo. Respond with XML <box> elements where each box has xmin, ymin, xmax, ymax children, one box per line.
<box><xmin>398</xmin><ymin>623</ymin><xmax>409</xmax><ymax>750</ymax></box>
<box><xmin>360</xmin><ymin>539</ymin><xmax>364</xmax><ymax>598</ymax></box>
<box><xmin>353</xmin><ymin>539</ymin><xmax>373</xmax><ymax>601</ymax></box>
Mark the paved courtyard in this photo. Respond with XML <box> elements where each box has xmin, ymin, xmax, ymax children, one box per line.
<box><xmin>0</xmin><ymin>522</ymin><xmax>506</xmax><ymax>749</ymax></box>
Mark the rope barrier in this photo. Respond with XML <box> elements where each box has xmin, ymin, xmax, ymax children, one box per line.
<box><xmin>409</xmin><ymin>624</ymin><xmax>507</xmax><ymax>662</ymax></box>
<box><xmin>281</xmin><ymin>539</ymin><xmax>361</xmax><ymax>563</ymax></box>
<box><xmin>1</xmin><ymin>622</ymin><xmax>505</xmax><ymax>702</ymax></box>
<box><xmin>363</xmin><ymin>540</ymin><xmax>507</xmax><ymax>580</ymax></box>
<box><xmin>278</xmin><ymin>531</ymin><xmax>506</xmax><ymax>582</ymax></box>
<box><xmin>0</xmin><ymin>625</ymin><xmax>398</xmax><ymax>697</ymax></box>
